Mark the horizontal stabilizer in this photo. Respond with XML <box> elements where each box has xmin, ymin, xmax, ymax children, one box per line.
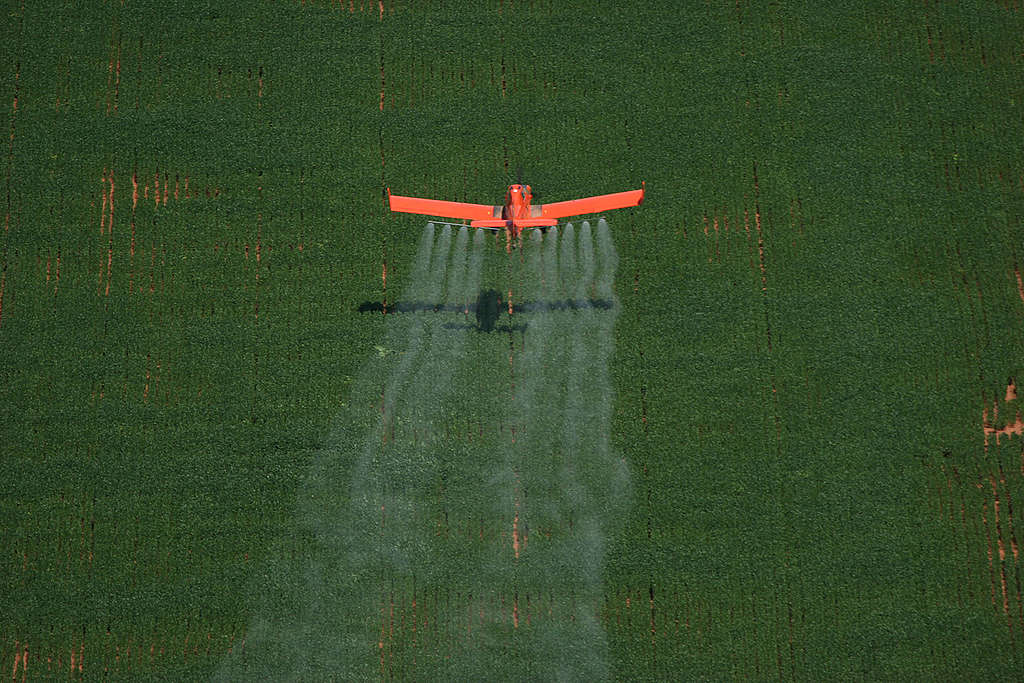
<box><xmin>470</xmin><ymin>218</ymin><xmax>558</xmax><ymax>228</ymax></box>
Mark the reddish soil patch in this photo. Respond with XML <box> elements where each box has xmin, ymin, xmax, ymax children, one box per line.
<box><xmin>105</xmin><ymin>244</ymin><xmax>113</xmax><ymax>296</ymax></box>
<box><xmin>987</xmin><ymin>476</ymin><xmax>1013</xmax><ymax>623</ymax></box>
<box><xmin>108</xmin><ymin>172</ymin><xmax>114</xmax><ymax>228</ymax></box>
<box><xmin>10</xmin><ymin>641</ymin><xmax>21</xmax><ymax>680</ymax></box>
<box><xmin>512</xmin><ymin>508</ymin><xmax>520</xmax><ymax>559</ymax></box>
<box><xmin>69</xmin><ymin>641</ymin><xmax>83</xmax><ymax>674</ymax></box>
<box><xmin>100</xmin><ymin>170</ymin><xmax>108</xmax><ymax>233</ymax></box>
<box><xmin>984</xmin><ymin>392</ymin><xmax>1024</xmax><ymax>446</ymax></box>
<box><xmin>19</xmin><ymin>626</ymin><xmax>237</xmax><ymax>677</ymax></box>
<box><xmin>992</xmin><ymin>415</ymin><xmax>1024</xmax><ymax>442</ymax></box>
<box><xmin>379</xmin><ymin>54</ymin><xmax>384</xmax><ymax>112</ymax></box>
<box><xmin>511</xmin><ymin>472</ymin><xmax>525</xmax><ymax>559</ymax></box>
<box><xmin>1008</xmin><ymin>378</ymin><xmax>1018</xmax><ymax>403</ymax></box>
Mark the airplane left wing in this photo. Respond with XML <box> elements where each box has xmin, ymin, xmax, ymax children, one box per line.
<box><xmin>536</xmin><ymin>184</ymin><xmax>644</xmax><ymax>220</ymax></box>
<box><xmin>388</xmin><ymin>189</ymin><xmax>501</xmax><ymax>221</ymax></box>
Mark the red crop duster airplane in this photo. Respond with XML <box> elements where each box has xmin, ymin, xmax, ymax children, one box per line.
<box><xmin>387</xmin><ymin>182</ymin><xmax>644</xmax><ymax>250</ymax></box>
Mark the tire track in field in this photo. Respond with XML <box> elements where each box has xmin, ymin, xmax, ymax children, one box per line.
<box><xmin>215</xmin><ymin>224</ymin><xmax>484</xmax><ymax>680</ymax></box>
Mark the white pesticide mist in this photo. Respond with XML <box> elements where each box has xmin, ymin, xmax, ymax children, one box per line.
<box><xmin>215</xmin><ymin>224</ymin><xmax>484</xmax><ymax>680</ymax></box>
<box><xmin>215</xmin><ymin>220</ymin><xmax>629</xmax><ymax>680</ymax></box>
<box><xmin>459</xmin><ymin>220</ymin><xmax>630</xmax><ymax>679</ymax></box>
<box><xmin>559</xmin><ymin>222</ymin><xmax>577</xmax><ymax>300</ymax></box>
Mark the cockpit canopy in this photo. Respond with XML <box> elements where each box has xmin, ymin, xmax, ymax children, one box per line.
<box><xmin>506</xmin><ymin>184</ymin><xmax>533</xmax><ymax>206</ymax></box>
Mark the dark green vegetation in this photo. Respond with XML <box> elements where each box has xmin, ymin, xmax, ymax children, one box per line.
<box><xmin>2</xmin><ymin>0</ymin><xmax>1023</xmax><ymax>678</ymax></box>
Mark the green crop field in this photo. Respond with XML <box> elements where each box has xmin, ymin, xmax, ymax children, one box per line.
<box><xmin>2</xmin><ymin>0</ymin><xmax>1024</xmax><ymax>679</ymax></box>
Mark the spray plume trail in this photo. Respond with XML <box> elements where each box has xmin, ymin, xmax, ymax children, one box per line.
<box><xmin>445</xmin><ymin>222</ymin><xmax>629</xmax><ymax>678</ymax></box>
<box><xmin>525</xmin><ymin>221</ymin><xmax>627</xmax><ymax>677</ymax></box>
<box><xmin>216</xmin><ymin>224</ymin><xmax>481</xmax><ymax>680</ymax></box>
<box><xmin>559</xmin><ymin>222</ymin><xmax>576</xmax><ymax>301</ymax></box>
<box><xmin>380</xmin><ymin>226</ymin><xmax>483</xmax><ymax>569</ymax></box>
<box><xmin>217</xmin><ymin>220</ymin><xmax>628</xmax><ymax>679</ymax></box>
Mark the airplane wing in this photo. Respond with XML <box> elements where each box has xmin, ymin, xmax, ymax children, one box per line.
<box><xmin>388</xmin><ymin>189</ymin><xmax>501</xmax><ymax>221</ymax></box>
<box><xmin>536</xmin><ymin>184</ymin><xmax>644</xmax><ymax>220</ymax></box>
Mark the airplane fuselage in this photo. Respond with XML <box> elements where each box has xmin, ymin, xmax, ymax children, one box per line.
<box><xmin>471</xmin><ymin>184</ymin><xmax>558</xmax><ymax>241</ymax></box>
<box><xmin>504</xmin><ymin>184</ymin><xmax>532</xmax><ymax>220</ymax></box>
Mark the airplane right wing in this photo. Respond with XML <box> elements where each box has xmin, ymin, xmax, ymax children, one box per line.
<box><xmin>388</xmin><ymin>189</ymin><xmax>501</xmax><ymax>221</ymax></box>
<box><xmin>536</xmin><ymin>184</ymin><xmax>644</xmax><ymax>220</ymax></box>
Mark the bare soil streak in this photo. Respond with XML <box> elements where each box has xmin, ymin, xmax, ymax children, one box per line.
<box><xmin>1001</xmin><ymin>464</ymin><xmax>1021</xmax><ymax>562</ymax></box>
<box><xmin>512</xmin><ymin>508</ymin><xmax>520</xmax><ymax>559</ymax></box>
<box><xmin>100</xmin><ymin>170</ymin><xmax>108</xmax><ymax>234</ymax></box>
<box><xmin>379</xmin><ymin>54</ymin><xmax>385</xmax><ymax>111</ymax></box>
<box><xmin>106</xmin><ymin>173</ymin><xmax>114</xmax><ymax>296</ymax></box>
<box><xmin>990</xmin><ymin>476</ymin><xmax>1012</xmax><ymax>625</ymax></box>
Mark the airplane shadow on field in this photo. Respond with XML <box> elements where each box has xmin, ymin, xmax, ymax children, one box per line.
<box><xmin>357</xmin><ymin>289</ymin><xmax>614</xmax><ymax>333</ymax></box>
